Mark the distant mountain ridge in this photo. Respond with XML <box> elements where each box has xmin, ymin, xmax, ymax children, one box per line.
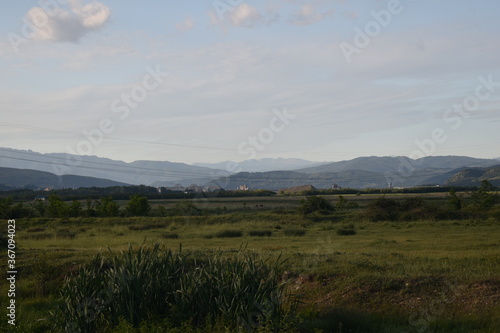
<box><xmin>1</xmin><ymin>147</ymin><xmax>499</xmax><ymax>190</ymax></box>
<box><xmin>193</xmin><ymin>158</ymin><xmax>325</xmax><ymax>172</ymax></box>
<box><xmin>446</xmin><ymin>165</ymin><xmax>500</xmax><ymax>187</ymax></box>
<box><xmin>0</xmin><ymin>167</ymin><xmax>128</xmax><ymax>190</ymax></box>
<box><xmin>297</xmin><ymin>156</ymin><xmax>499</xmax><ymax>174</ymax></box>
<box><xmin>0</xmin><ymin>147</ymin><xmax>225</xmax><ymax>186</ymax></box>
<box><xmin>210</xmin><ymin>156</ymin><xmax>500</xmax><ymax>190</ymax></box>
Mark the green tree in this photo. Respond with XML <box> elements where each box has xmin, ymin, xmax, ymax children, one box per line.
<box><xmin>447</xmin><ymin>189</ymin><xmax>463</xmax><ymax>211</ymax></box>
<box><xmin>47</xmin><ymin>194</ymin><xmax>68</xmax><ymax>218</ymax></box>
<box><xmin>469</xmin><ymin>180</ymin><xmax>499</xmax><ymax>213</ymax></box>
<box><xmin>298</xmin><ymin>196</ymin><xmax>335</xmax><ymax>215</ymax></box>
<box><xmin>32</xmin><ymin>200</ymin><xmax>46</xmax><ymax>217</ymax></box>
<box><xmin>84</xmin><ymin>198</ymin><xmax>97</xmax><ymax>217</ymax></box>
<box><xmin>126</xmin><ymin>195</ymin><xmax>150</xmax><ymax>216</ymax></box>
<box><xmin>98</xmin><ymin>197</ymin><xmax>120</xmax><ymax>217</ymax></box>
<box><xmin>0</xmin><ymin>197</ymin><xmax>13</xmax><ymax>219</ymax></box>
<box><xmin>68</xmin><ymin>201</ymin><xmax>82</xmax><ymax>218</ymax></box>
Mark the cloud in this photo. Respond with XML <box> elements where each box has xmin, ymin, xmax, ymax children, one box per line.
<box><xmin>24</xmin><ymin>0</ymin><xmax>110</xmax><ymax>43</ymax></box>
<box><xmin>289</xmin><ymin>5</ymin><xmax>334</xmax><ymax>26</ymax></box>
<box><xmin>208</xmin><ymin>3</ymin><xmax>262</xmax><ymax>29</ymax></box>
<box><xmin>176</xmin><ymin>17</ymin><xmax>195</xmax><ymax>31</ymax></box>
<box><xmin>228</xmin><ymin>4</ymin><xmax>262</xmax><ymax>27</ymax></box>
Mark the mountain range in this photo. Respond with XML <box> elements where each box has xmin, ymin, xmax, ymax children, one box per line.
<box><xmin>194</xmin><ymin>158</ymin><xmax>325</xmax><ymax>172</ymax></box>
<box><xmin>0</xmin><ymin>147</ymin><xmax>499</xmax><ymax>190</ymax></box>
<box><xmin>209</xmin><ymin>156</ymin><xmax>500</xmax><ymax>190</ymax></box>
<box><xmin>0</xmin><ymin>167</ymin><xmax>128</xmax><ymax>190</ymax></box>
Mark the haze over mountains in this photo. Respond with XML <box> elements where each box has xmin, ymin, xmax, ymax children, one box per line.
<box><xmin>0</xmin><ymin>147</ymin><xmax>499</xmax><ymax>190</ymax></box>
<box><xmin>194</xmin><ymin>158</ymin><xmax>325</xmax><ymax>172</ymax></box>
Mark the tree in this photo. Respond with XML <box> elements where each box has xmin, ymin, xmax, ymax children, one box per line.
<box><xmin>298</xmin><ymin>196</ymin><xmax>335</xmax><ymax>215</ymax></box>
<box><xmin>46</xmin><ymin>194</ymin><xmax>68</xmax><ymax>218</ymax></box>
<box><xmin>68</xmin><ymin>201</ymin><xmax>82</xmax><ymax>218</ymax></box>
<box><xmin>336</xmin><ymin>195</ymin><xmax>358</xmax><ymax>214</ymax></box>
<box><xmin>469</xmin><ymin>180</ymin><xmax>499</xmax><ymax>213</ymax></box>
<box><xmin>84</xmin><ymin>198</ymin><xmax>97</xmax><ymax>217</ymax></box>
<box><xmin>0</xmin><ymin>197</ymin><xmax>13</xmax><ymax>219</ymax></box>
<box><xmin>126</xmin><ymin>195</ymin><xmax>150</xmax><ymax>216</ymax></box>
<box><xmin>98</xmin><ymin>197</ymin><xmax>120</xmax><ymax>217</ymax></box>
<box><xmin>447</xmin><ymin>189</ymin><xmax>463</xmax><ymax>211</ymax></box>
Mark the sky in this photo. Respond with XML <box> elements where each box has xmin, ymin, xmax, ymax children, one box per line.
<box><xmin>0</xmin><ymin>0</ymin><xmax>499</xmax><ymax>164</ymax></box>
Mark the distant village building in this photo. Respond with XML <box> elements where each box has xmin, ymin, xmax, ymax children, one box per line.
<box><xmin>238</xmin><ymin>185</ymin><xmax>249</xmax><ymax>191</ymax></box>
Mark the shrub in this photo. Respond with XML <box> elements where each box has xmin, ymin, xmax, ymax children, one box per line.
<box><xmin>53</xmin><ymin>245</ymin><xmax>291</xmax><ymax>332</ymax></box>
<box><xmin>337</xmin><ymin>228</ymin><xmax>356</xmax><ymax>236</ymax></box>
<box><xmin>365</xmin><ymin>197</ymin><xmax>400</xmax><ymax>222</ymax></box>
<box><xmin>214</xmin><ymin>230</ymin><xmax>243</xmax><ymax>238</ymax></box>
<box><xmin>249</xmin><ymin>230</ymin><xmax>273</xmax><ymax>237</ymax></box>
<box><xmin>284</xmin><ymin>228</ymin><xmax>307</xmax><ymax>237</ymax></box>
<box><xmin>125</xmin><ymin>195</ymin><xmax>151</xmax><ymax>216</ymax></box>
<box><xmin>298</xmin><ymin>196</ymin><xmax>335</xmax><ymax>215</ymax></box>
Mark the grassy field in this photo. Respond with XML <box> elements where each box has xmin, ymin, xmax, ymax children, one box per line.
<box><xmin>1</xmin><ymin>193</ymin><xmax>499</xmax><ymax>332</ymax></box>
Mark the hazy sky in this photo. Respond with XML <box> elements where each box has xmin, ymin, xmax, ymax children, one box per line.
<box><xmin>1</xmin><ymin>0</ymin><xmax>499</xmax><ymax>164</ymax></box>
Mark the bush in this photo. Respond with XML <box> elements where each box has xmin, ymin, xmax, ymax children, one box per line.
<box><xmin>337</xmin><ymin>228</ymin><xmax>356</xmax><ymax>236</ymax></box>
<box><xmin>284</xmin><ymin>228</ymin><xmax>307</xmax><ymax>237</ymax></box>
<box><xmin>249</xmin><ymin>230</ymin><xmax>273</xmax><ymax>237</ymax></box>
<box><xmin>214</xmin><ymin>230</ymin><xmax>243</xmax><ymax>238</ymax></box>
<box><xmin>126</xmin><ymin>195</ymin><xmax>151</xmax><ymax>216</ymax></box>
<box><xmin>53</xmin><ymin>245</ymin><xmax>291</xmax><ymax>332</ymax></box>
<box><xmin>365</xmin><ymin>197</ymin><xmax>400</xmax><ymax>222</ymax></box>
<box><xmin>299</xmin><ymin>196</ymin><xmax>335</xmax><ymax>215</ymax></box>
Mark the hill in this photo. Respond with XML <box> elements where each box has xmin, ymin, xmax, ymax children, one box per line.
<box><xmin>194</xmin><ymin>158</ymin><xmax>325</xmax><ymax>172</ymax></box>
<box><xmin>0</xmin><ymin>147</ymin><xmax>226</xmax><ymax>186</ymax></box>
<box><xmin>297</xmin><ymin>156</ymin><xmax>498</xmax><ymax>174</ymax></box>
<box><xmin>446</xmin><ymin>165</ymin><xmax>500</xmax><ymax>187</ymax></box>
<box><xmin>0</xmin><ymin>167</ymin><xmax>129</xmax><ymax>190</ymax></box>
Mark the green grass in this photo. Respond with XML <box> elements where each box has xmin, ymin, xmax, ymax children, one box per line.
<box><xmin>1</xmin><ymin>194</ymin><xmax>499</xmax><ymax>332</ymax></box>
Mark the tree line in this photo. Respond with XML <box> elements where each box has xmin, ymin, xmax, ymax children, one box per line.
<box><xmin>0</xmin><ymin>194</ymin><xmax>151</xmax><ymax>219</ymax></box>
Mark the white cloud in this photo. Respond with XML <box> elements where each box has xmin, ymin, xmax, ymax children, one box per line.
<box><xmin>289</xmin><ymin>5</ymin><xmax>334</xmax><ymax>26</ymax></box>
<box><xmin>228</xmin><ymin>4</ymin><xmax>262</xmax><ymax>27</ymax></box>
<box><xmin>25</xmin><ymin>0</ymin><xmax>110</xmax><ymax>43</ymax></box>
<box><xmin>208</xmin><ymin>3</ymin><xmax>262</xmax><ymax>29</ymax></box>
<box><xmin>176</xmin><ymin>17</ymin><xmax>195</xmax><ymax>31</ymax></box>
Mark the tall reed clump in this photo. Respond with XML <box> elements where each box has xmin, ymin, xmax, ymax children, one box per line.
<box><xmin>52</xmin><ymin>244</ymin><xmax>293</xmax><ymax>332</ymax></box>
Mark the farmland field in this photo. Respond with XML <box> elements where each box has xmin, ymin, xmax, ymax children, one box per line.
<box><xmin>1</xmin><ymin>193</ymin><xmax>499</xmax><ymax>332</ymax></box>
